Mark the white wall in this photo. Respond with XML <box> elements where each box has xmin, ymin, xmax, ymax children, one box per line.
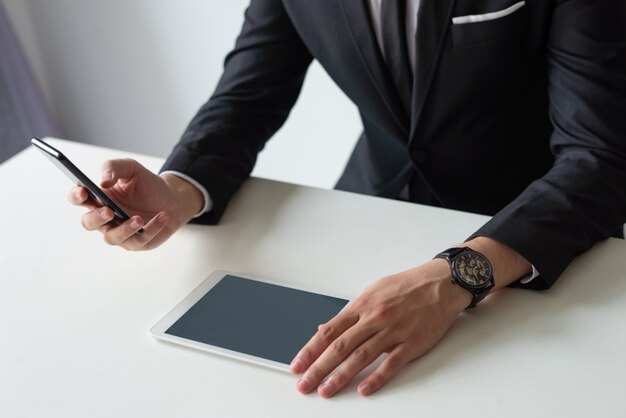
<box><xmin>3</xmin><ymin>0</ymin><xmax>361</xmax><ymax>189</ymax></box>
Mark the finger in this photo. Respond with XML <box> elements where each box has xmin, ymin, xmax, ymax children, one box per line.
<box><xmin>101</xmin><ymin>215</ymin><xmax>146</xmax><ymax>246</ymax></box>
<box><xmin>296</xmin><ymin>320</ymin><xmax>376</xmax><ymax>394</ymax></box>
<box><xmin>317</xmin><ymin>334</ymin><xmax>389</xmax><ymax>398</ymax></box>
<box><xmin>120</xmin><ymin>212</ymin><xmax>170</xmax><ymax>251</ymax></box>
<box><xmin>100</xmin><ymin>158</ymin><xmax>140</xmax><ymax>188</ymax></box>
<box><xmin>105</xmin><ymin>212</ymin><xmax>169</xmax><ymax>250</ymax></box>
<box><xmin>68</xmin><ymin>187</ymin><xmax>100</xmax><ymax>210</ymax></box>
<box><xmin>81</xmin><ymin>206</ymin><xmax>115</xmax><ymax>231</ymax></box>
<box><xmin>290</xmin><ymin>311</ymin><xmax>359</xmax><ymax>375</ymax></box>
<box><xmin>357</xmin><ymin>344</ymin><xmax>414</xmax><ymax>397</ymax></box>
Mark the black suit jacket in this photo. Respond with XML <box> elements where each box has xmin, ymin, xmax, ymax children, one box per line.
<box><xmin>161</xmin><ymin>0</ymin><xmax>626</xmax><ymax>288</ymax></box>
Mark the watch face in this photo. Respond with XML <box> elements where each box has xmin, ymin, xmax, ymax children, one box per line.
<box><xmin>453</xmin><ymin>251</ymin><xmax>493</xmax><ymax>288</ymax></box>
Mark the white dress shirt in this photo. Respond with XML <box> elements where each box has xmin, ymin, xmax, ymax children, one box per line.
<box><xmin>367</xmin><ymin>0</ymin><xmax>421</xmax><ymax>74</ymax></box>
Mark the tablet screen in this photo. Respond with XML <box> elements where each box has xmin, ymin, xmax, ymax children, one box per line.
<box><xmin>165</xmin><ymin>275</ymin><xmax>349</xmax><ymax>365</ymax></box>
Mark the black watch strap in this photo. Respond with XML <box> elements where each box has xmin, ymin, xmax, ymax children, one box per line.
<box><xmin>435</xmin><ymin>247</ymin><xmax>495</xmax><ymax>309</ymax></box>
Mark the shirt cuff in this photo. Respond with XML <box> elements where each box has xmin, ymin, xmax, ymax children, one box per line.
<box><xmin>160</xmin><ymin>170</ymin><xmax>213</xmax><ymax>218</ymax></box>
<box><xmin>520</xmin><ymin>264</ymin><xmax>541</xmax><ymax>284</ymax></box>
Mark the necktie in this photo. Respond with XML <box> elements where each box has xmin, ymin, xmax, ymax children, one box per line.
<box><xmin>381</xmin><ymin>0</ymin><xmax>413</xmax><ymax>115</ymax></box>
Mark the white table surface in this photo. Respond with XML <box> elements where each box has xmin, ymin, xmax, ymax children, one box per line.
<box><xmin>1</xmin><ymin>139</ymin><xmax>625</xmax><ymax>417</ymax></box>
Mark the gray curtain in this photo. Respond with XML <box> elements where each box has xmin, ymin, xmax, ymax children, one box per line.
<box><xmin>0</xmin><ymin>2</ymin><xmax>61</xmax><ymax>163</ymax></box>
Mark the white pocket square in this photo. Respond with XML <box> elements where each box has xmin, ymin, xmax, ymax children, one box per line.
<box><xmin>452</xmin><ymin>1</ymin><xmax>526</xmax><ymax>25</ymax></box>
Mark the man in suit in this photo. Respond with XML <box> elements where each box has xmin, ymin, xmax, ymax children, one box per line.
<box><xmin>70</xmin><ymin>0</ymin><xmax>626</xmax><ymax>397</ymax></box>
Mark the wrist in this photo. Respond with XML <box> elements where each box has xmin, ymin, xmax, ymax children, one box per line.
<box><xmin>160</xmin><ymin>173</ymin><xmax>204</xmax><ymax>225</ymax></box>
<box><xmin>463</xmin><ymin>236</ymin><xmax>532</xmax><ymax>291</ymax></box>
<box><xmin>416</xmin><ymin>259</ymin><xmax>473</xmax><ymax>316</ymax></box>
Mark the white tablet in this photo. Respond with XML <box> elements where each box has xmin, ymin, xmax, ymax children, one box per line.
<box><xmin>150</xmin><ymin>271</ymin><xmax>350</xmax><ymax>372</ymax></box>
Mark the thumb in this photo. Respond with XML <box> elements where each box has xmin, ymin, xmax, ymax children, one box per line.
<box><xmin>100</xmin><ymin>158</ymin><xmax>140</xmax><ymax>188</ymax></box>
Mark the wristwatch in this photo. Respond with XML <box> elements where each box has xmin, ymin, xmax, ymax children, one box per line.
<box><xmin>434</xmin><ymin>247</ymin><xmax>495</xmax><ymax>309</ymax></box>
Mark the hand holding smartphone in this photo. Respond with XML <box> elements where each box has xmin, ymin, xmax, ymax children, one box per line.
<box><xmin>31</xmin><ymin>137</ymin><xmax>143</xmax><ymax>234</ymax></box>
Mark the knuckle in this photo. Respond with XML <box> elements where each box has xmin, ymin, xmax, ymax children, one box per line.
<box><xmin>353</xmin><ymin>295</ymin><xmax>371</xmax><ymax>309</ymax></box>
<box><xmin>330</xmin><ymin>371</ymin><xmax>347</xmax><ymax>386</ymax></box>
<box><xmin>370</xmin><ymin>305</ymin><xmax>393</xmax><ymax>322</ymax></box>
<box><xmin>384</xmin><ymin>353</ymin><xmax>405</xmax><ymax>372</ymax></box>
<box><xmin>103</xmin><ymin>233</ymin><xmax>117</xmax><ymax>246</ymax></box>
<box><xmin>331</xmin><ymin>339</ymin><xmax>346</xmax><ymax>356</ymax></box>
<box><xmin>298</xmin><ymin>347</ymin><xmax>315</xmax><ymax>362</ymax></box>
<box><xmin>305</xmin><ymin>366</ymin><xmax>324</xmax><ymax>383</ymax></box>
<box><xmin>318</xmin><ymin>323</ymin><xmax>335</xmax><ymax>344</ymax></box>
<box><xmin>81</xmin><ymin>213</ymin><xmax>95</xmax><ymax>230</ymax></box>
<box><xmin>80</xmin><ymin>215</ymin><xmax>89</xmax><ymax>230</ymax></box>
<box><xmin>352</xmin><ymin>347</ymin><xmax>370</xmax><ymax>364</ymax></box>
<box><xmin>368</xmin><ymin>306</ymin><xmax>390</xmax><ymax>323</ymax></box>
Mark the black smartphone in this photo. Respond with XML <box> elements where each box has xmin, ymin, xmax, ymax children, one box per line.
<box><xmin>31</xmin><ymin>137</ymin><xmax>141</xmax><ymax>233</ymax></box>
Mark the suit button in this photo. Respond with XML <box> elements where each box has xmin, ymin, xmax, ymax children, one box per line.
<box><xmin>413</xmin><ymin>149</ymin><xmax>428</xmax><ymax>163</ymax></box>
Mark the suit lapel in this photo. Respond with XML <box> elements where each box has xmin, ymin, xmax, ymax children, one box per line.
<box><xmin>409</xmin><ymin>0</ymin><xmax>458</xmax><ymax>142</ymax></box>
<box><xmin>339</xmin><ymin>0</ymin><xmax>410</xmax><ymax>136</ymax></box>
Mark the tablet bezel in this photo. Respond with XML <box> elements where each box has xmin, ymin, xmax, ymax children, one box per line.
<box><xmin>150</xmin><ymin>270</ymin><xmax>351</xmax><ymax>372</ymax></box>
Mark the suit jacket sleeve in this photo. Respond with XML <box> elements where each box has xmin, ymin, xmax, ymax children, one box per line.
<box><xmin>470</xmin><ymin>0</ymin><xmax>626</xmax><ymax>288</ymax></box>
<box><xmin>160</xmin><ymin>0</ymin><xmax>313</xmax><ymax>224</ymax></box>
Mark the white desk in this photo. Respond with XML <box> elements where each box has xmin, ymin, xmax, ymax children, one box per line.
<box><xmin>1</xmin><ymin>139</ymin><xmax>625</xmax><ymax>417</ymax></box>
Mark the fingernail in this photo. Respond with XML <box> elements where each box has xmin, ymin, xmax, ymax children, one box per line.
<box><xmin>297</xmin><ymin>377</ymin><xmax>312</xmax><ymax>393</ymax></box>
<box><xmin>100</xmin><ymin>209</ymin><xmax>111</xmax><ymax>220</ymax></box>
<box><xmin>102</xmin><ymin>171</ymin><xmax>113</xmax><ymax>181</ymax></box>
<box><xmin>319</xmin><ymin>380</ymin><xmax>335</xmax><ymax>398</ymax></box>
<box><xmin>130</xmin><ymin>219</ymin><xmax>141</xmax><ymax>229</ymax></box>
<box><xmin>157</xmin><ymin>213</ymin><xmax>169</xmax><ymax>223</ymax></box>
<box><xmin>359</xmin><ymin>383</ymin><xmax>372</xmax><ymax>396</ymax></box>
<box><xmin>290</xmin><ymin>359</ymin><xmax>304</xmax><ymax>374</ymax></box>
